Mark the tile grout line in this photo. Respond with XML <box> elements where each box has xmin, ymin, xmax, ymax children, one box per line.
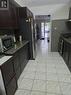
<box><xmin>55</xmin><ymin>57</ymin><xmax>64</xmax><ymax>95</ymax></box>
<box><xmin>30</xmin><ymin>60</ymin><xmax>38</xmax><ymax>94</ymax></box>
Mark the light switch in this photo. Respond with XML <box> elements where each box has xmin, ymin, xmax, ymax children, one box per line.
<box><xmin>54</xmin><ymin>27</ymin><xmax>57</xmax><ymax>30</ymax></box>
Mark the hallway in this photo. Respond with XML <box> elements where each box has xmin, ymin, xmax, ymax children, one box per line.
<box><xmin>15</xmin><ymin>39</ymin><xmax>71</xmax><ymax>95</ymax></box>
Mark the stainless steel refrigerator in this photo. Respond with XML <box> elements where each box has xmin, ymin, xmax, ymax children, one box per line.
<box><xmin>19</xmin><ymin>17</ymin><xmax>36</xmax><ymax>60</ymax></box>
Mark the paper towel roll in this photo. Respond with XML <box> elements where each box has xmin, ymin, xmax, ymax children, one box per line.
<box><xmin>19</xmin><ymin>35</ymin><xmax>22</xmax><ymax>42</ymax></box>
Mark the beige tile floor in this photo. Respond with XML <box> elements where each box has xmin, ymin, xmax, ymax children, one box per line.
<box><xmin>15</xmin><ymin>39</ymin><xmax>71</xmax><ymax>95</ymax></box>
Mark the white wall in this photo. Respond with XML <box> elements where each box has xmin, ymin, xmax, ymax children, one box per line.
<box><xmin>68</xmin><ymin>0</ymin><xmax>71</xmax><ymax>7</ymax></box>
<box><xmin>30</xmin><ymin>4</ymin><xmax>69</xmax><ymax>20</ymax></box>
<box><xmin>52</xmin><ymin>4</ymin><xmax>69</xmax><ymax>20</ymax></box>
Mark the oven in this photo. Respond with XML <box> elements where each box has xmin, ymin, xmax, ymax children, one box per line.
<box><xmin>58</xmin><ymin>36</ymin><xmax>64</xmax><ymax>55</ymax></box>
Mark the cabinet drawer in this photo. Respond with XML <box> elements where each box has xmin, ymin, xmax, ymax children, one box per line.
<box><xmin>6</xmin><ymin>76</ymin><xmax>17</xmax><ymax>95</ymax></box>
<box><xmin>1</xmin><ymin>58</ymin><xmax>14</xmax><ymax>86</ymax></box>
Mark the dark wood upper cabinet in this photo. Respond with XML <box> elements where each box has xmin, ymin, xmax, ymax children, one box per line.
<box><xmin>0</xmin><ymin>1</ymin><xmax>33</xmax><ymax>29</ymax></box>
<box><xmin>9</xmin><ymin>2</ymin><xmax>19</xmax><ymax>29</ymax></box>
<box><xmin>17</xmin><ymin>7</ymin><xmax>33</xmax><ymax>18</ymax></box>
<box><xmin>0</xmin><ymin>0</ymin><xmax>19</xmax><ymax>29</ymax></box>
<box><xmin>0</xmin><ymin>10</ymin><xmax>11</xmax><ymax>28</ymax></box>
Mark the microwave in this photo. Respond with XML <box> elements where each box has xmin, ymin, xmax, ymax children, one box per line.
<box><xmin>0</xmin><ymin>35</ymin><xmax>14</xmax><ymax>52</ymax></box>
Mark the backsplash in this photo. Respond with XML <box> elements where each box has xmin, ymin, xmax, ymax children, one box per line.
<box><xmin>0</xmin><ymin>29</ymin><xmax>14</xmax><ymax>36</ymax></box>
<box><xmin>0</xmin><ymin>29</ymin><xmax>20</xmax><ymax>41</ymax></box>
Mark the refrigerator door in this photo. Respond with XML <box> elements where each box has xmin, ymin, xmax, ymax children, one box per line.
<box><xmin>31</xmin><ymin>18</ymin><xmax>36</xmax><ymax>59</ymax></box>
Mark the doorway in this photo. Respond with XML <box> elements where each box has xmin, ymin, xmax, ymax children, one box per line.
<box><xmin>41</xmin><ymin>22</ymin><xmax>51</xmax><ymax>51</ymax></box>
<box><xmin>41</xmin><ymin>22</ymin><xmax>45</xmax><ymax>39</ymax></box>
<box><xmin>41</xmin><ymin>22</ymin><xmax>51</xmax><ymax>39</ymax></box>
<box><xmin>35</xmin><ymin>15</ymin><xmax>51</xmax><ymax>51</ymax></box>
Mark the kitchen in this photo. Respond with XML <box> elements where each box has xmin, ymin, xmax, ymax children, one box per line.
<box><xmin>0</xmin><ymin>0</ymin><xmax>36</xmax><ymax>95</ymax></box>
<box><xmin>0</xmin><ymin>0</ymin><xmax>71</xmax><ymax>95</ymax></box>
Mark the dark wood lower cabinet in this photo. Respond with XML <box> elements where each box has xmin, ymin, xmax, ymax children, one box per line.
<box><xmin>12</xmin><ymin>43</ymin><xmax>29</xmax><ymax>80</ymax></box>
<box><xmin>63</xmin><ymin>42</ymin><xmax>69</xmax><ymax>65</ymax></box>
<box><xmin>0</xmin><ymin>57</ymin><xmax>18</xmax><ymax>95</ymax></box>
<box><xmin>6</xmin><ymin>76</ymin><xmax>17</xmax><ymax>95</ymax></box>
<box><xmin>59</xmin><ymin>36</ymin><xmax>71</xmax><ymax>72</ymax></box>
<box><xmin>68</xmin><ymin>46</ymin><xmax>71</xmax><ymax>71</ymax></box>
<box><xmin>13</xmin><ymin>52</ymin><xmax>21</xmax><ymax>80</ymax></box>
<box><xmin>0</xmin><ymin>42</ymin><xmax>29</xmax><ymax>95</ymax></box>
<box><xmin>15</xmin><ymin>67</ymin><xmax>21</xmax><ymax>80</ymax></box>
<box><xmin>1</xmin><ymin>58</ymin><xmax>15</xmax><ymax>86</ymax></box>
<box><xmin>19</xmin><ymin>44</ymin><xmax>29</xmax><ymax>73</ymax></box>
<box><xmin>13</xmin><ymin>53</ymin><xmax>20</xmax><ymax>71</ymax></box>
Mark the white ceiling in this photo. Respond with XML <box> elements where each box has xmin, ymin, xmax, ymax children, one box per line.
<box><xmin>23</xmin><ymin>0</ymin><xmax>70</xmax><ymax>7</ymax></box>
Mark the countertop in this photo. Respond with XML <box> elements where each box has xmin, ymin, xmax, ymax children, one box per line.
<box><xmin>2</xmin><ymin>40</ymin><xmax>29</xmax><ymax>55</ymax></box>
<box><xmin>62</xmin><ymin>36</ymin><xmax>71</xmax><ymax>45</ymax></box>
<box><xmin>0</xmin><ymin>40</ymin><xmax>29</xmax><ymax>66</ymax></box>
<box><xmin>0</xmin><ymin>56</ymin><xmax>12</xmax><ymax>66</ymax></box>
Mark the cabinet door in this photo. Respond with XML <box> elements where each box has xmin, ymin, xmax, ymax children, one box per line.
<box><xmin>0</xmin><ymin>10</ymin><xmax>12</xmax><ymax>28</ymax></box>
<box><xmin>1</xmin><ymin>57</ymin><xmax>14</xmax><ymax>86</ymax></box>
<box><xmin>23</xmin><ymin>45</ymin><xmax>29</xmax><ymax>64</ymax></box>
<box><xmin>6</xmin><ymin>76</ymin><xmax>17</xmax><ymax>95</ymax></box>
<box><xmin>68</xmin><ymin>47</ymin><xmax>71</xmax><ymax>71</ymax></box>
<box><xmin>19</xmin><ymin>47</ymin><xmax>25</xmax><ymax>73</ymax></box>
<box><xmin>9</xmin><ymin>3</ymin><xmax>18</xmax><ymax>29</ymax></box>
<box><xmin>20</xmin><ymin>45</ymin><xmax>29</xmax><ymax>73</ymax></box>
<box><xmin>15</xmin><ymin>67</ymin><xmax>21</xmax><ymax>80</ymax></box>
<box><xmin>63</xmin><ymin>42</ymin><xmax>69</xmax><ymax>65</ymax></box>
<box><xmin>0</xmin><ymin>1</ymin><xmax>18</xmax><ymax>29</ymax></box>
<box><xmin>13</xmin><ymin>52</ymin><xmax>21</xmax><ymax>80</ymax></box>
<box><xmin>13</xmin><ymin>53</ymin><xmax>20</xmax><ymax>71</ymax></box>
<box><xmin>58</xmin><ymin>38</ymin><xmax>64</xmax><ymax>55</ymax></box>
